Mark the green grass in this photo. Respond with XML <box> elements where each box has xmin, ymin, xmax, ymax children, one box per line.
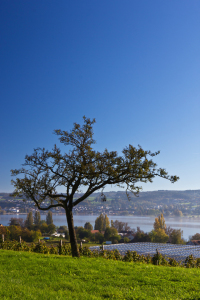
<box><xmin>1</xmin><ymin>250</ymin><xmax>200</xmax><ymax>299</ymax></box>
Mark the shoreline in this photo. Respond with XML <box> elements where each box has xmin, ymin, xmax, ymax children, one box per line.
<box><xmin>1</xmin><ymin>212</ymin><xmax>200</xmax><ymax>219</ymax></box>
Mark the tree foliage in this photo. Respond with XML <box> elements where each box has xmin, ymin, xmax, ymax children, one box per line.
<box><xmin>76</xmin><ymin>227</ymin><xmax>92</xmax><ymax>240</ymax></box>
<box><xmin>46</xmin><ymin>211</ymin><xmax>53</xmax><ymax>225</ymax></box>
<box><xmin>132</xmin><ymin>227</ymin><xmax>150</xmax><ymax>243</ymax></box>
<box><xmin>149</xmin><ymin>228</ymin><xmax>169</xmax><ymax>243</ymax></box>
<box><xmin>104</xmin><ymin>227</ymin><xmax>121</xmax><ymax>243</ymax></box>
<box><xmin>190</xmin><ymin>233</ymin><xmax>200</xmax><ymax>241</ymax></box>
<box><xmin>9</xmin><ymin>218</ymin><xmax>24</xmax><ymax>227</ymax></box>
<box><xmin>84</xmin><ymin>222</ymin><xmax>93</xmax><ymax>231</ymax></box>
<box><xmin>169</xmin><ymin>228</ymin><xmax>184</xmax><ymax>244</ymax></box>
<box><xmin>11</xmin><ymin>117</ymin><xmax>179</xmax><ymax>257</ymax></box>
<box><xmin>153</xmin><ymin>213</ymin><xmax>166</xmax><ymax>232</ymax></box>
<box><xmin>25</xmin><ymin>212</ymin><xmax>34</xmax><ymax>229</ymax></box>
<box><xmin>34</xmin><ymin>211</ymin><xmax>41</xmax><ymax>225</ymax></box>
<box><xmin>94</xmin><ymin>213</ymin><xmax>110</xmax><ymax>231</ymax></box>
<box><xmin>111</xmin><ymin>220</ymin><xmax>131</xmax><ymax>232</ymax></box>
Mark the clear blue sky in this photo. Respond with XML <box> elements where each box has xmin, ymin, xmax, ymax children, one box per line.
<box><xmin>0</xmin><ymin>0</ymin><xmax>199</xmax><ymax>193</ymax></box>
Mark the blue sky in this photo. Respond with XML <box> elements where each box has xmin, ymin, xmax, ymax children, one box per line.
<box><xmin>0</xmin><ymin>0</ymin><xmax>199</xmax><ymax>193</ymax></box>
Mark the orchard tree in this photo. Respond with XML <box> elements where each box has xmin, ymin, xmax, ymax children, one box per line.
<box><xmin>11</xmin><ymin>117</ymin><xmax>179</xmax><ymax>257</ymax></box>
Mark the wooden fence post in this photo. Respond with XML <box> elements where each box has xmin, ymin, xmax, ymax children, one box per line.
<box><xmin>19</xmin><ymin>236</ymin><xmax>21</xmax><ymax>244</ymax></box>
<box><xmin>2</xmin><ymin>234</ymin><xmax>4</xmax><ymax>243</ymax></box>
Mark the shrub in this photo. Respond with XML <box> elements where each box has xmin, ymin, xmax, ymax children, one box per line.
<box><xmin>152</xmin><ymin>251</ymin><xmax>169</xmax><ymax>266</ymax></box>
<box><xmin>49</xmin><ymin>245</ymin><xmax>58</xmax><ymax>254</ymax></box>
<box><xmin>185</xmin><ymin>255</ymin><xmax>196</xmax><ymax>268</ymax></box>
<box><xmin>33</xmin><ymin>242</ymin><xmax>49</xmax><ymax>254</ymax></box>
<box><xmin>59</xmin><ymin>243</ymin><xmax>72</xmax><ymax>256</ymax></box>
<box><xmin>123</xmin><ymin>250</ymin><xmax>134</xmax><ymax>262</ymax></box>
<box><xmin>196</xmin><ymin>258</ymin><xmax>200</xmax><ymax>268</ymax></box>
<box><xmin>80</xmin><ymin>246</ymin><xmax>93</xmax><ymax>257</ymax></box>
<box><xmin>168</xmin><ymin>257</ymin><xmax>180</xmax><ymax>267</ymax></box>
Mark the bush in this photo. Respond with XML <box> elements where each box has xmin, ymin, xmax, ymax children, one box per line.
<box><xmin>3</xmin><ymin>238</ymin><xmax>200</xmax><ymax>271</ymax></box>
<box><xmin>33</xmin><ymin>242</ymin><xmax>50</xmax><ymax>254</ymax></box>
<box><xmin>152</xmin><ymin>251</ymin><xmax>169</xmax><ymax>266</ymax></box>
<box><xmin>168</xmin><ymin>258</ymin><xmax>180</xmax><ymax>267</ymax></box>
<box><xmin>49</xmin><ymin>245</ymin><xmax>59</xmax><ymax>254</ymax></box>
<box><xmin>124</xmin><ymin>237</ymin><xmax>130</xmax><ymax>243</ymax></box>
<box><xmin>80</xmin><ymin>246</ymin><xmax>93</xmax><ymax>257</ymax></box>
<box><xmin>59</xmin><ymin>243</ymin><xmax>71</xmax><ymax>256</ymax></box>
<box><xmin>185</xmin><ymin>255</ymin><xmax>196</xmax><ymax>268</ymax></box>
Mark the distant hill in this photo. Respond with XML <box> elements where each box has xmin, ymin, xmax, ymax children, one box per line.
<box><xmin>0</xmin><ymin>190</ymin><xmax>200</xmax><ymax>216</ymax></box>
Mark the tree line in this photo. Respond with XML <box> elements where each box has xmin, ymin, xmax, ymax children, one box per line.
<box><xmin>75</xmin><ymin>213</ymin><xmax>192</xmax><ymax>245</ymax></box>
<box><xmin>1</xmin><ymin>211</ymin><xmax>199</xmax><ymax>245</ymax></box>
<box><xmin>0</xmin><ymin>211</ymin><xmax>56</xmax><ymax>242</ymax></box>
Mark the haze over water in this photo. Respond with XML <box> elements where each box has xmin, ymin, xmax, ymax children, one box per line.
<box><xmin>0</xmin><ymin>214</ymin><xmax>199</xmax><ymax>241</ymax></box>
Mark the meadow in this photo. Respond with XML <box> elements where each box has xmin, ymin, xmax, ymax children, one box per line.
<box><xmin>0</xmin><ymin>250</ymin><xmax>200</xmax><ymax>299</ymax></box>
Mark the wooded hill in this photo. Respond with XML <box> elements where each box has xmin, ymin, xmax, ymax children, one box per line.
<box><xmin>0</xmin><ymin>190</ymin><xmax>200</xmax><ymax>216</ymax></box>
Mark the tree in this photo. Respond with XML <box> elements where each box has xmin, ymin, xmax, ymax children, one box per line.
<box><xmin>153</xmin><ymin>213</ymin><xmax>166</xmax><ymax>232</ymax></box>
<box><xmin>94</xmin><ymin>232</ymin><xmax>104</xmax><ymax>244</ymax></box>
<box><xmin>57</xmin><ymin>225</ymin><xmax>69</xmax><ymax>239</ymax></box>
<box><xmin>57</xmin><ymin>226</ymin><xmax>68</xmax><ymax>233</ymax></box>
<box><xmin>111</xmin><ymin>220</ymin><xmax>131</xmax><ymax>232</ymax></box>
<box><xmin>84</xmin><ymin>222</ymin><xmax>93</xmax><ymax>231</ymax></box>
<box><xmin>174</xmin><ymin>209</ymin><xmax>183</xmax><ymax>217</ymax></box>
<box><xmin>9</xmin><ymin>217</ymin><xmax>24</xmax><ymax>227</ymax></box>
<box><xmin>34</xmin><ymin>211</ymin><xmax>41</xmax><ymax>225</ymax></box>
<box><xmin>11</xmin><ymin>117</ymin><xmax>179</xmax><ymax>257</ymax></box>
<box><xmin>8</xmin><ymin>225</ymin><xmax>22</xmax><ymax>240</ymax></box>
<box><xmin>165</xmin><ymin>225</ymin><xmax>173</xmax><ymax>237</ymax></box>
<box><xmin>40</xmin><ymin>222</ymin><xmax>48</xmax><ymax>234</ymax></box>
<box><xmin>133</xmin><ymin>227</ymin><xmax>150</xmax><ymax>243</ymax></box>
<box><xmin>104</xmin><ymin>227</ymin><xmax>121</xmax><ymax>243</ymax></box>
<box><xmin>190</xmin><ymin>233</ymin><xmax>200</xmax><ymax>240</ymax></box>
<box><xmin>76</xmin><ymin>227</ymin><xmax>92</xmax><ymax>240</ymax></box>
<box><xmin>47</xmin><ymin>223</ymin><xmax>56</xmax><ymax>235</ymax></box>
<box><xmin>24</xmin><ymin>212</ymin><xmax>33</xmax><ymax>229</ymax></box>
<box><xmin>46</xmin><ymin>211</ymin><xmax>53</xmax><ymax>225</ymax></box>
<box><xmin>169</xmin><ymin>229</ymin><xmax>184</xmax><ymax>244</ymax></box>
<box><xmin>149</xmin><ymin>228</ymin><xmax>169</xmax><ymax>243</ymax></box>
<box><xmin>0</xmin><ymin>226</ymin><xmax>10</xmax><ymax>241</ymax></box>
<box><xmin>124</xmin><ymin>237</ymin><xmax>130</xmax><ymax>243</ymax></box>
<box><xmin>94</xmin><ymin>213</ymin><xmax>110</xmax><ymax>231</ymax></box>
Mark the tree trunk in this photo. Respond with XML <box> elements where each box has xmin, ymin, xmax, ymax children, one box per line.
<box><xmin>65</xmin><ymin>207</ymin><xmax>80</xmax><ymax>257</ymax></box>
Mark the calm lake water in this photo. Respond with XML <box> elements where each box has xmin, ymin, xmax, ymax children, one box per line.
<box><xmin>1</xmin><ymin>214</ymin><xmax>200</xmax><ymax>241</ymax></box>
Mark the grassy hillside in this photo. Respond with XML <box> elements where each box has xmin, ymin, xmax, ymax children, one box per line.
<box><xmin>0</xmin><ymin>250</ymin><xmax>200</xmax><ymax>299</ymax></box>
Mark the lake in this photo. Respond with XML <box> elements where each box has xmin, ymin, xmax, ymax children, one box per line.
<box><xmin>0</xmin><ymin>214</ymin><xmax>200</xmax><ymax>241</ymax></box>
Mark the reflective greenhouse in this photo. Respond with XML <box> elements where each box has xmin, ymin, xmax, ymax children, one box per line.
<box><xmin>90</xmin><ymin>242</ymin><xmax>200</xmax><ymax>262</ymax></box>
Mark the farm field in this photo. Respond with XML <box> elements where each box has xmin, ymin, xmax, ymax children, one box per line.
<box><xmin>0</xmin><ymin>250</ymin><xmax>200</xmax><ymax>299</ymax></box>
